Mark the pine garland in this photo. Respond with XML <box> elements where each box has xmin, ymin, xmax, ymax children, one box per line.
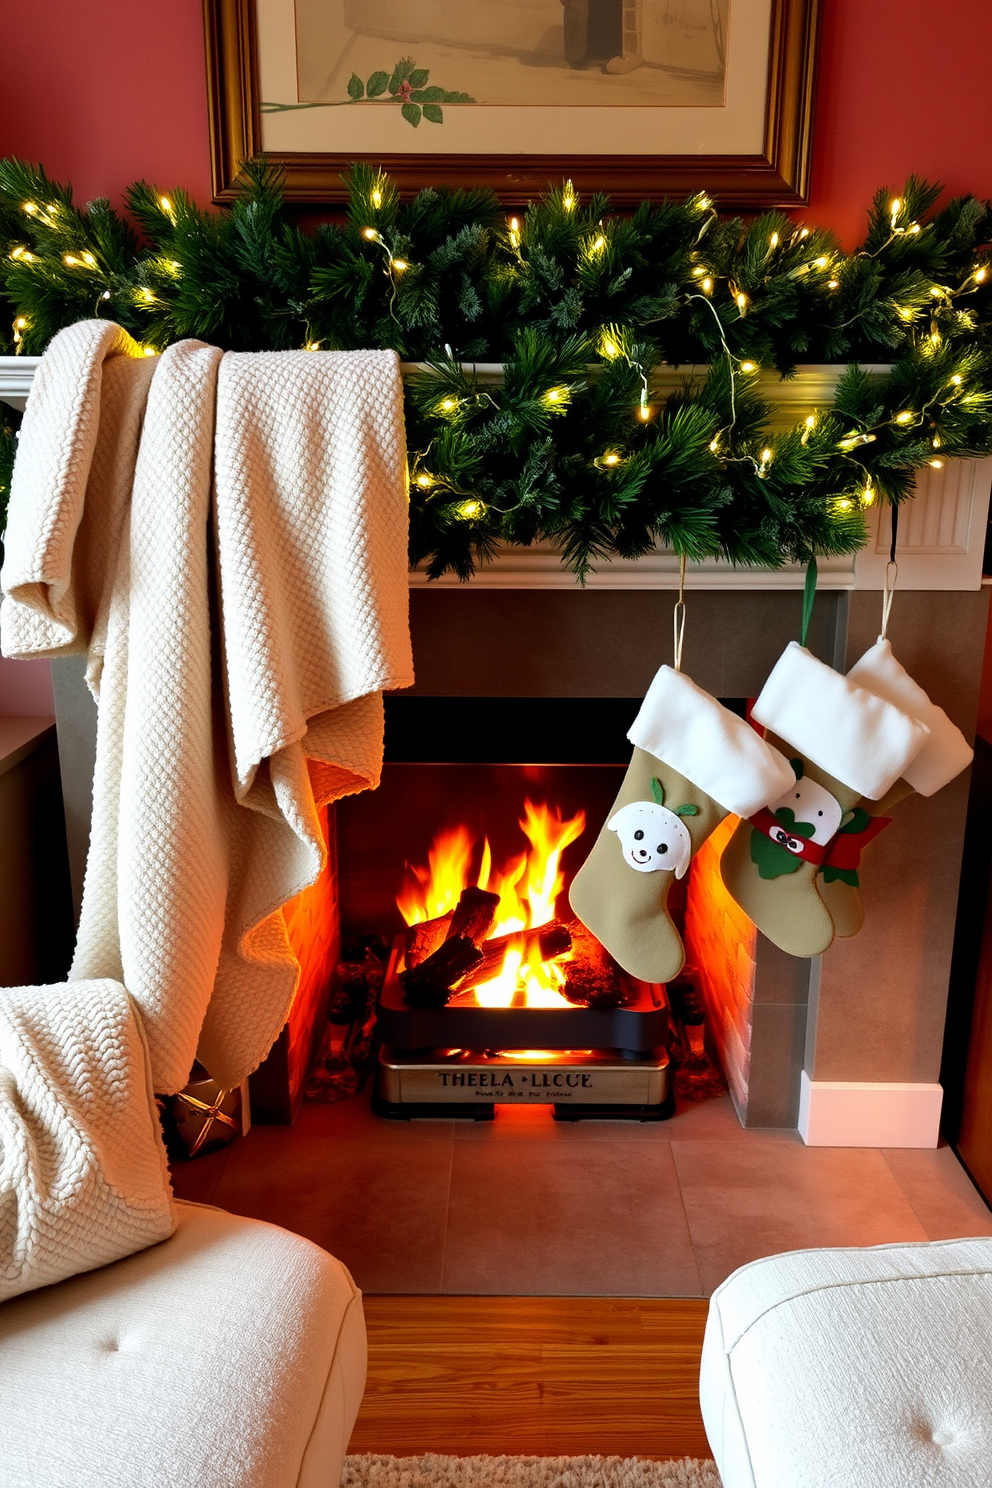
<box><xmin>1</xmin><ymin>159</ymin><xmax>990</xmax><ymax>578</ymax></box>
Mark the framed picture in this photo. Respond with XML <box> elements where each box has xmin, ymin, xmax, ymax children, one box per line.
<box><xmin>205</xmin><ymin>0</ymin><xmax>821</xmax><ymax>208</ymax></box>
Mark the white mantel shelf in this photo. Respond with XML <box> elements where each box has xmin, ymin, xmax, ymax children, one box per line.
<box><xmin>3</xmin><ymin>357</ymin><xmax>988</xmax><ymax>592</ymax></box>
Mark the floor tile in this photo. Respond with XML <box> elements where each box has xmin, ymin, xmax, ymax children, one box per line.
<box><xmin>672</xmin><ymin>1137</ymin><xmax>929</xmax><ymax>1293</ymax></box>
<box><xmin>169</xmin><ymin>1147</ymin><xmax>232</xmax><ymax>1204</ymax></box>
<box><xmin>441</xmin><ymin>1136</ymin><xmax>702</xmax><ymax>1297</ymax></box>
<box><xmin>449</xmin><ymin>1092</ymin><xmax>770</xmax><ymax>1143</ymax></box>
<box><xmin>208</xmin><ymin>1103</ymin><xmax>454</xmax><ymax>1292</ymax></box>
<box><xmin>882</xmin><ymin>1144</ymin><xmax>992</xmax><ymax>1240</ymax></box>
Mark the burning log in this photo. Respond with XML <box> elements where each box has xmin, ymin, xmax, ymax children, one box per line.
<box><xmin>457</xmin><ymin>921</ymin><xmax>573</xmax><ymax>992</ymax></box>
<box><xmin>561</xmin><ymin>919</ymin><xmax>630</xmax><ymax>1009</ymax></box>
<box><xmin>400</xmin><ymin>935</ymin><xmax>484</xmax><ymax>1008</ymax></box>
<box><xmin>445</xmin><ymin>886</ymin><xmax>500</xmax><ymax>947</ymax></box>
<box><xmin>403</xmin><ymin>885</ymin><xmax>499</xmax><ymax>970</ymax></box>
<box><xmin>405</xmin><ymin>914</ymin><xmax>452</xmax><ymax>969</ymax></box>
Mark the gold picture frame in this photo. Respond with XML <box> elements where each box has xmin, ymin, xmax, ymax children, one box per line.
<box><xmin>204</xmin><ymin>0</ymin><xmax>821</xmax><ymax>208</ymax></box>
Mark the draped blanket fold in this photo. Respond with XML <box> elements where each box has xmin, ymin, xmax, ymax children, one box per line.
<box><xmin>2</xmin><ymin>320</ymin><xmax>413</xmax><ymax>1097</ymax></box>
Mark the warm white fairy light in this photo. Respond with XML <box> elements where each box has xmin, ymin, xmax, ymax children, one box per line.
<box><xmin>950</xmin><ymin>373</ymin><xmax>964</xmax><ymax>385</ymax></box>
<box><xmin>159</xmin><ymin>196</ymin><xmax>173</xmax><ymax>216</ymax></box>
<box><xmin>692</xmin><ymin>266</ymin><xmax>706</xmax><ymax>278</ymax></box>
<box><xmin>602</xmin><ymin>452</ymin><xmax>620</xmax><ymax>466</ymax></box>
<box><xmin>929</xmin><ymin>458</ymin><xmax>944</xmax><ymax>468</ymax></box>
<box><xmin>390</xmin><ymin>258</ymin><xmax>408</xmax><ymax>272</ymax></box>
<box><xmin>740</xmin><ymin>360</ymin><xmax>756</xmax><ymax>373</ymax></box>
<box><xmin>143</xmin><ymin>346</ymin><xmax>155</xmax><ymax>357</ymax></box>
<box><xmin>457</xmin><ymin>499</ymin><xmax>482</xmax><ymax>519</ymax></box>
<box><xmin>440</xmin><ymin>397</ymin><xmax>457</xmax><ymax>412</ymax></box>
<box><xmin>362</xmin><ymin>227</ymin><xmax>378</xmax><ymax>241</ymax></box>
<box><xmin>415</xmin><ymin>472</ymin><xmax>433</xmax><ymax>488</ymax></box>
<box><xmin>828</xmin><ymin>279</ymin><xmax>839</xmax><ymax>289</ymax></box>
<box><xmin>563</xmin><ymin>182</ymin><xmax>576</xmax><ymax>212</ymax></box>
<box><xmin>701</xmin><ymin>276</ymin><xmax>713</xmax><ymax>293</ymax></box>
<box><xmin>589</xmin><ymin>234</ymin><xmax>606</xmax><ymax>254</ymax></box>
<box><xmin>895</xmin><ymin>411</ymin><xmax>915</xmax><ymax>424</ymax></box>
<box><xmin>371</xmin><ymin>188</ymin><xmax>382</xmax><ymax>208</ymax></box>
<box><xmin>736</xmin><ymin>292</ymin><xmax>747</xmax><ymax>311</ymax></box>
<box><xmin>976</xmin><ymin>267</ymin><xmax>988</xmax><ymax>283</ymax></box>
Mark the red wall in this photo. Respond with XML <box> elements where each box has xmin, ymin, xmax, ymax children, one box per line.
<box><xmin>1</xmin><ymin>0</ymin><xmax>991</xmax><ymax>242</ymax></box>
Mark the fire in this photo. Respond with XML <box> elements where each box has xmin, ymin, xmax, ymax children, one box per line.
<box><xmin>397</xmin><ymin>801</ymin><xmax>586</xmax><ymax>1008</ymax></box>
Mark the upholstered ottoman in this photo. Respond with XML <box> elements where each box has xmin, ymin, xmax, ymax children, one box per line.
<box><xmin>0</xmin><ymin>1199</ymin><xmax>366</xmax><ymax>1488</ymax></box>
<box><xmin>700</xmin><ymin>1236</ymin><xmax>992</xmax><ymax>1488</ymax></box>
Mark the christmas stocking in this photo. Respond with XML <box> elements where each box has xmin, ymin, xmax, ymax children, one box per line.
<box><xmin>568</xmin><ymin>666</ymin><xmax>795</xmax><ymax>983</ymax></box>
<box><xmin>719</xmin><ymin>642</ymin><xmax>932</xmax><ymax>957</ymax></box>
<box><xmin>818</xmin><ymin>637</ymin><xmax>974</xmax><ymax>937</ymax></box>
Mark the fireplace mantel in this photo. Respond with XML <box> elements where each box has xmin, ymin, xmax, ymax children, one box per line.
<box><xmin>3</xmin><ymin>356</ymin><xmax>989</xmax><ymax>592</ymax></box>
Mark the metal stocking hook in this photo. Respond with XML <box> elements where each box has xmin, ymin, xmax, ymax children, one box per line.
<box><xmin>673</xmin><ymin>553</ymin><xmax>687</xmax><ymax>672</ymax></box>
<box><xmin>881</xmin><ymin>503</ymin><xmax>900</xmax><ymax>640</ymax></box>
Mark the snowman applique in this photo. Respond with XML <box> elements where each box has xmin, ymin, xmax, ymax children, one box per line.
<box><xmin>748</xmin><ymin>760</ymin><xmax>844</xmax><ymax>879</ymax></box>
<box><xmin>608</xmin><ymin>777</ymin><xmax>699</xmax><ymax>877</ymax></box>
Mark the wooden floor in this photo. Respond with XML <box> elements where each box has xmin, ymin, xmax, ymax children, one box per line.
<box><xmin>349</xmin><ymin>1296</ymin><xmax>712</xmax><ymax>1462</ymax></box>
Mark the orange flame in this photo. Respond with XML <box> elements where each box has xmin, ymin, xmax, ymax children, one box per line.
<box><xmin>397</xmin><ymin>801</ymin><xmax>586</xmax><ymax>1008</ymax></box>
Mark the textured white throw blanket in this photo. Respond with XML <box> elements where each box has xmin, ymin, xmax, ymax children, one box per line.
<box><xmin>0</xmin><ymin>979</ymin><xmax>174</xmax><ymax>1302</ymax></box>
<box><xmin>2</xmin><ymin>321</ymin><xmax>413</xmax><ymax>1095</ymax></box>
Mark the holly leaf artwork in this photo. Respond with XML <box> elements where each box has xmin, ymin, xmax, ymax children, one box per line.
<box><xmin>260</xmin><ymin>56</ymin><xmax>473</xmax><ymax>125</ymax></box>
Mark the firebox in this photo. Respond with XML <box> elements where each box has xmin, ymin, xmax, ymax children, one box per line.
<box><xmin>336</xmin><ymin>696</ymin><xmax>730</xmax><ymax>1120</ymax></box>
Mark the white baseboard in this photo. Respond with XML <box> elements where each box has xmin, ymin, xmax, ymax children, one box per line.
<box><xmin>798</xmin><ymin>1071</ymin><xmax>943</xmax><ymax>1148</ymax></box>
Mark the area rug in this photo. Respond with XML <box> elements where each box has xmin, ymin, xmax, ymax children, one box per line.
<box><xmin>344</xmin><ymin>1454</ymin><xmax>721</xmax><ymax>1488</ymax></box>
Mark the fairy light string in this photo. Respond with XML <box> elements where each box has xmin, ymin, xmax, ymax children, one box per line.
<box><xmin>2</xmin><ymin>160</ymin><xmax>991</xmax><ymax>579</ymax></box>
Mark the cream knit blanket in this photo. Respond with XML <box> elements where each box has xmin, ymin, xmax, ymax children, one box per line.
<box><xmin>2</xmin><ymin>321</ymin><xmax>413</xmax><ymax>1094</ymax></box>
<box><xmin>0</xmin><ymin>979</ymin><xmax>174</xmax><ymax>1302</ymax></box>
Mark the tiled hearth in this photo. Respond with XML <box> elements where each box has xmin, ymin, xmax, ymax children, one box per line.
<box><xmin>170</xmin><ymin>1087</ymin><xmax>992</xmax><ymax>1296</ymax></box>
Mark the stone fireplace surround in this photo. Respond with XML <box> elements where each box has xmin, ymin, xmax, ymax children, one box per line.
<box><xmin>399</xmin><ymin>581</ymin><xmax>988</xmax><ymax>1143</ymax></box>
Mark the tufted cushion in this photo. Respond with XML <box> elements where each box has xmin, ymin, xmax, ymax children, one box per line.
<box><xmin>0</xmin><ymin>1200</ymin><xmax>366</xmax><ymax>1488</ymax></box>
<box><xmin>700</xmin><ymin>1237</ymin><xmax>992</xmax><ymax>1488</ymax></box>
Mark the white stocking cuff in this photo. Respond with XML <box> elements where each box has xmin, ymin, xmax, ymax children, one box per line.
<box><xmin>752</xmin><ymin>642</ymin><xmax>930</xmax><ymax>800</ymax></box>
<box><xmin>847</xmin><ymin>638</ymin><xmax>973</xmax><ymax>795</ymax></box>
<box><xmin>628</xmin><ymin>666</ymin><xmax>795</xmax><ymax>818</ymax></box>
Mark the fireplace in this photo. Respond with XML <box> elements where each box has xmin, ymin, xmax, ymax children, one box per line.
<box><xmin>335</xmin><ymin>694</ymin><xmax>755</xmax><ymax>1120</ymax></box>
<box><xmin>49</xmin><ymin>578</ymin><xmax>987</xmax><ymax>1145</ymax></box>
